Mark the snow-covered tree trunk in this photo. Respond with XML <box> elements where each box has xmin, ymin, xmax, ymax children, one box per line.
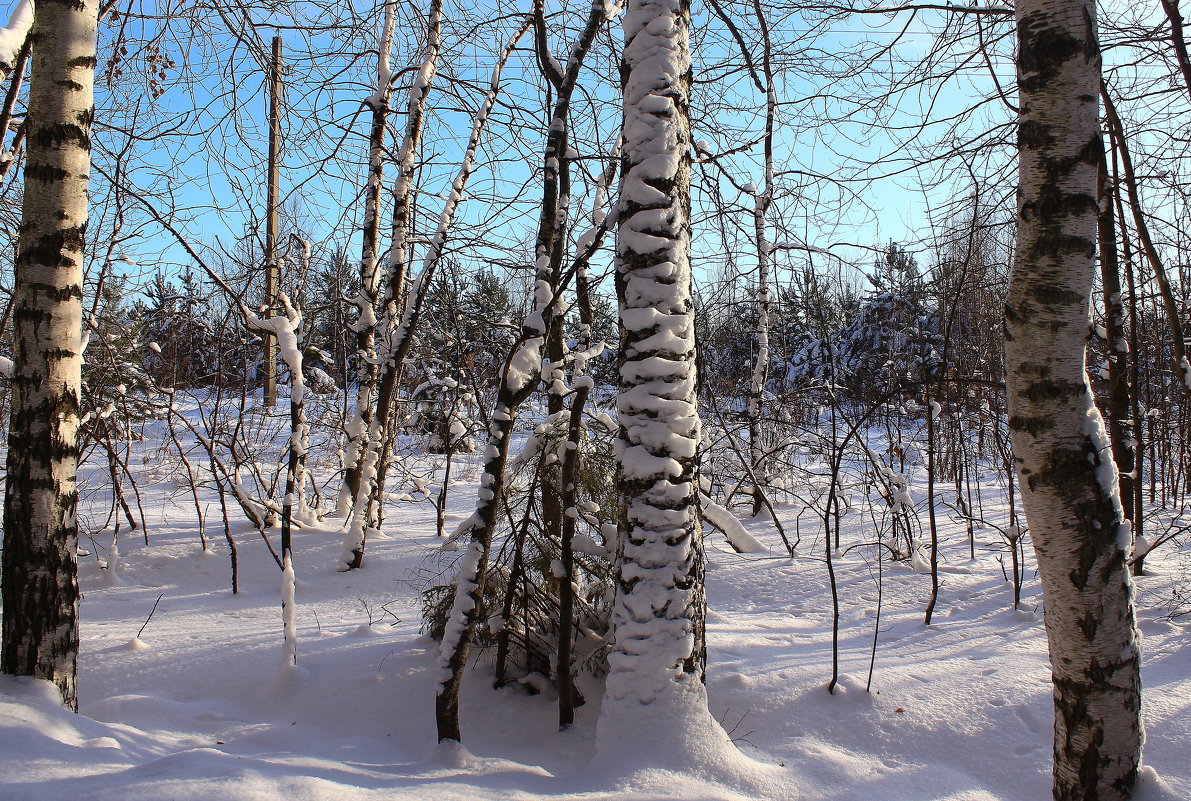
<box><xmin>340</xmin><ymin>0</ymin><xmax>443</xmax><ymax>568</ymax></box>
<box><xmin>379</xmin><ymin>0</ymin><xmax>441</xmax><ymax>329</ymax></box>
<box><xmin>1</xmin><ymin>0</ymin><xmax>100</xmax><ymax>711</ymax></box>
<box><xmin>436</xmin><ymin>7</ymin><xmax>609</xmax><ymax>738</ymax></box>
<box><xmin>524</xmin><ymin>0</ymin><xmax>608</xmax><ymax>713</ymax></box>
<box><xmin>0</xmin><ymin>31</ymin><xmax>30</xmax><ymax>189</ymax></box>
<box><xmin>1006</xmin><ymin>0</ymin><xmax>1143</xmax><ymax>797</ymax></box>
<box><xmin>362</xmin><ymin>0</ymin><xmax>444</xmax><ymax>531</ymax></box>
<box><xmin>338</xmin><ymin>1</ymin><xmax>399</xmax><ymax>518</ymax></box>
<box><xmin>245</xmin><ymin>295</ymin><xmax>306</xmax><ymax>665</ymax></box>
<box><xmin>376</xmin><ymin>19</ymin><xmax>529</xmax><ymax>743</ymax></box>
<box><xmin>556</xmin><ymin>158</ymin><xmax>617</xmax><ymax>729</ymax></box>
<box><xmin>598</xmin><ymin>0</ymin><xmax>710</xmax><ymax>749</ymax></box>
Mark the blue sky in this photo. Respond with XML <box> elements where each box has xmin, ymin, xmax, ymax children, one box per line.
<box><xmin>0</xmin><ymin>0</ymin><xmax>1022</xmax><ymax>308</ymax></box>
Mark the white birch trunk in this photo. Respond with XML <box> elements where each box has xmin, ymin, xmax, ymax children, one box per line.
<box><xmin>597</xmin><ymin>0</ymin><xmax>717</xmax><ymax>756</ymax></box>
<box><xmin>339</xmin><ymin>0</ymin><xmax>443</xmax><ymax>567</ymax></box>
<box><xmin>1</xmin><ymin>0</ymin><xmax>100</xmax><ymax>711</ymax></box>
<box><xmin>244</xmin><ymin>295</ymin><xmax>306</xmax><ymax>665</ymax></box>
<box><xmin>340</xmin><ymin>8</ymin><xmax>512</xmax><ymax>573</ymax></box>
<box><xmin>364</xmin><ymin>0</ymin><xmax>444</xmax><ymax>503</ymax></box>
<box><xmin>338</xmin><ymin>1</ymin><xmax>399</xmax><ymax>518</ymax></box>
<box><xmin>1007</xmin><ymin>0</ymin><xmax>1143</xmax><ymax>796</ymax></box>
<box><xmin>747</xmin><ymin>71</ymin><xmax>774</xmax><ymax>518</ymax></box>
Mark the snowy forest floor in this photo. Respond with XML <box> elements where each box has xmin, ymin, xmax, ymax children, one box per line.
<box><xmin>1</xmin><ymin>409</ymin><xmax>1189</xmax><ymax>801</ymax></box>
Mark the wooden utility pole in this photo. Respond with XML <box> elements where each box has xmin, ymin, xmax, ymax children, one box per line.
<box><xmin>263</xmin><ymin>35</ymin><xmax>282</xmax><ymax>407</ymax></box>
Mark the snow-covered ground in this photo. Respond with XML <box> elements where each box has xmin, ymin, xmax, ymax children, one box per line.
<box><xmin>1</xmin><ymin>419</ymin><xmax>1188</xmax><ymax>801</ymax></box>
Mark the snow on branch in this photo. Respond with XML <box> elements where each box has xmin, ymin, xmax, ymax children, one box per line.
<box><xmin>701</xmin><ymin>496</ymin><xmax>768</xmax><ymax>554</ymax></box>
<box><xmin>0</xmin><ymin>0</ymin><xmax>32</xmax><ymax>71</ymax></box>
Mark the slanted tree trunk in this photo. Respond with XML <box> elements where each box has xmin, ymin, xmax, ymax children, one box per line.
<box><xmin>1158</xmin><ymin>0</ymin><xmax>1191</xmax><ymax>102</ymax></box>
<box><xmin>1006</xmin><ymin>0</ymin><xmax>1143</xmax><ymax>797</ymax></box>
<box><xmin>1101</xmin><ymin>86</ymin><xmax>1191</xmax><ymax>406</ymax></box>
<box><xmin>598</xmin><ymin>0</ymin><xmax>708</xmax><ymax>745</ymax></box>
<box><xmin>1109</xmin><ymin>145</ymin><xmax>1147</xmax><ymax>564</ymax></box>
<box><xmin>1095</xmin><ymin>148</ymin><xmax>1136</xmax><ymax>545</ymax></box>
<box><xmin>1</xmin><ymin>0</ymin><xmax>101</xmax><ymax>711</ymax></box>
<box><xmin>417</xmin><ymin>18</ymin><xmax>537</xmax><ymax>743</ymax></box>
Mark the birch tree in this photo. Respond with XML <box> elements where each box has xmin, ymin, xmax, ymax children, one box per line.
<box><xmin>597</xmin><ymin>0</ymin><xmax>715</xmax><ymax>750</ymax></box>
<box><xmin>1</xmin><ymin>0</ymin><xmax>101</xmax><ymax>711</ymax></box>
<box><xmin>1005</xmin><ymin>0</ymin><xmax>1143</xmax><ymax>796</ymax></box>
<box><xmin>337</xmin><ymin>0</ymin><xmax>399</xmax><ymax>519</ymax></box>
<box><xmin>339</xmin><ymin>0</ymin><xmax>444</xmax><ymax>570</ymax></box>
<box><xmin>743</xmin><ymin>0</ymin><xmax>774</xmax><ymax>521</ymax></box>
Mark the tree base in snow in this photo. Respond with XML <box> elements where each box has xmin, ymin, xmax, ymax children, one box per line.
<box><xmin>591</xmin><ymin>682</ymin><xmax>788</xmax><ymax>794</ymax></box>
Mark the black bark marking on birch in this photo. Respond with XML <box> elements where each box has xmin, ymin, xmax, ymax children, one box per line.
<box><xmin>1018</xmin><ymin>19</ymin><xmax>1084</xmax><ymax>80</ymax></box>
<box><xmin>1018</xmin><ymin>119</ymin><xmax>1053</xmax><ymax>150</ymax></box>
<box><xmin>1027</xmin><ymin>280</ymin><xmax>1087</xmax><ymax>306</ymax></box>
<box><xmin>28</xmin><ymin>282</ymin><xmax>85</xmax><ymax>302</ymax></box>
<box><xmin>1022</xmin><ymin>377</ymin><xmax>1084</xmax><ymax>403</ymax></box>
<box><xmin>1028</xmin><ymin>192</ymin><xmax>1097</xmax><ymax>228</ymax></box>
<box><xmin>1076</xmin><ymin>610</ymin><xmax>1098</xmax><ymax>639</ymax></box>
<box><xmin>12</xmin><ymin>305</ymin><xmax>53</xmax><ymax>324</ymax></box>
<box><xmin>18</xmin><ymin>232</ymin><xmax>88</xmax><ymax>269</ymax></box>
<box><xmin>1008</xmin><ymin>415</ymin><xmax>1056</xmax><ymax>436</ymax></box>
<box><xmin>49</xmin><ymin>438</ymin><xmax>82</xmax><ymax>462</ymax></box>
<box><xmin>23</xmin><ymin>164</ymin><xmax>71</xmax><ymax>183</ymax></box>
<box><xmin>1081</xmin><ymin>6</ymin><xmax>1099</xmax><ymax>57</ymax></box>
<box><xmin>46</xmin><ymin>346</ymin><xmax>80</xmax><ymax>361</ymax></box>
<box><xmin>1035</xmin><ymin>445</ymin><xmax>1096</xmax><ymax>491</ymax></box>
<box><xmin>29</xmin><ymin>125</ymin><xmax>91</xmax><ymax>152</ymax></box>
